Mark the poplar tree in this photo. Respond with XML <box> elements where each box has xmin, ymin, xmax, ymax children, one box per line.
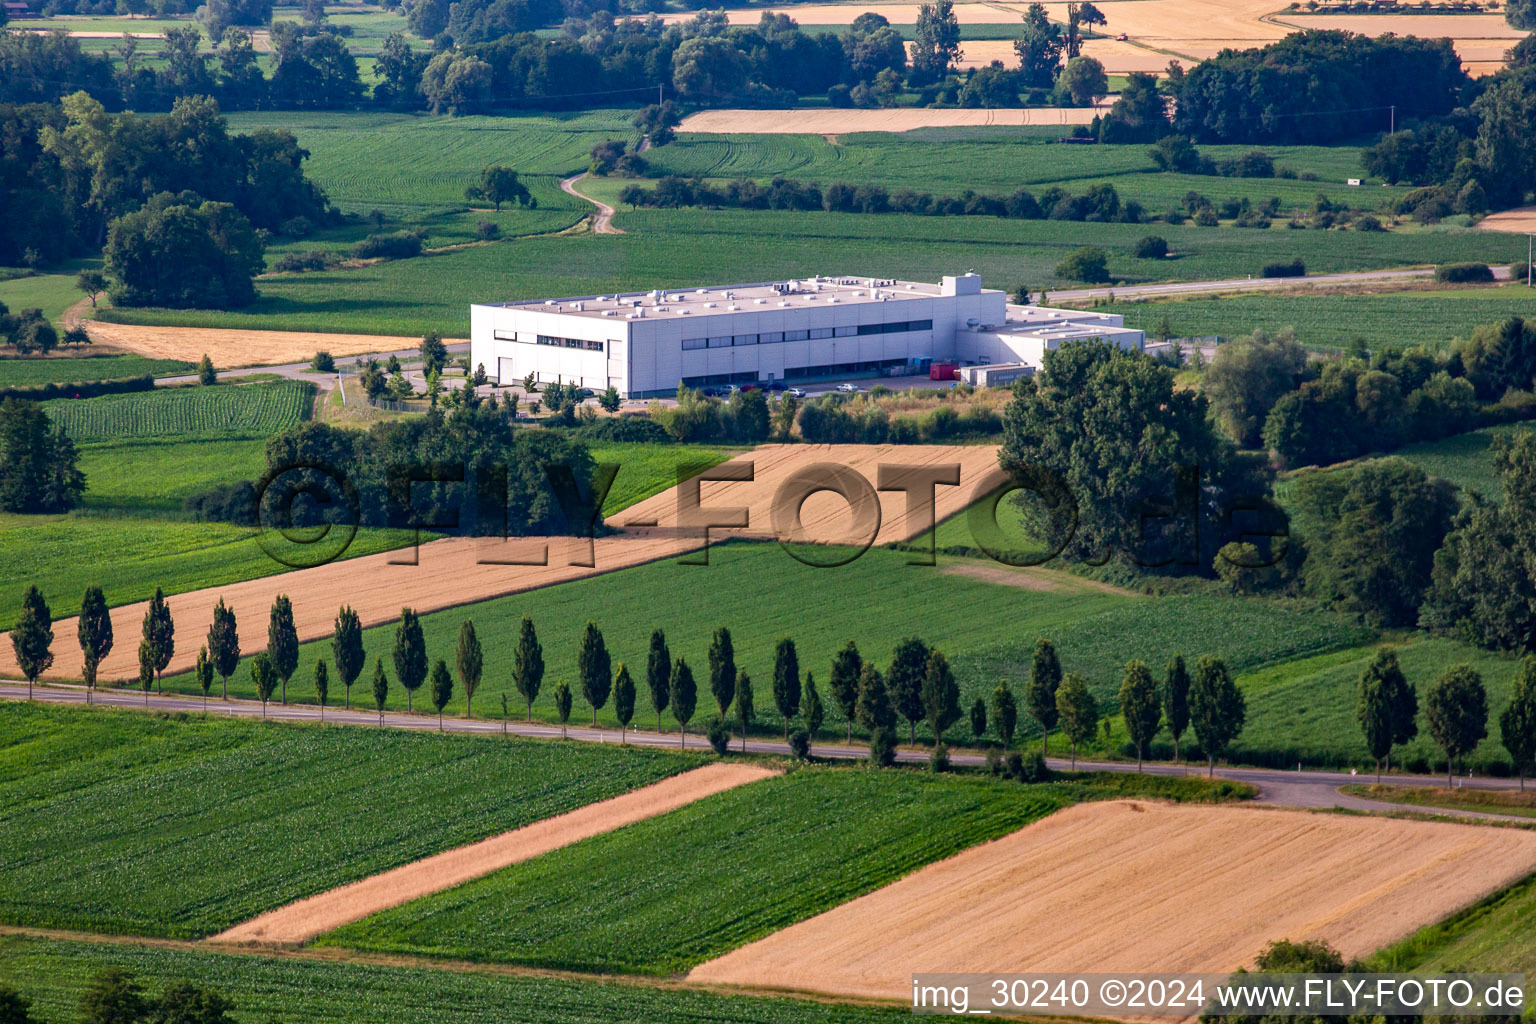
<box><xmin>671</xmin><ymin>657</ymin><xmax>697</xmax><ymax>748</ymax></box>
<box><xmin>803</xmin><ymin>671</ymin><xmax>824</xmax><ymax>737</ymax></box>
<box><xmin>251</xmin><ymin>651</ymin><xmax>276</xmax><ymax>716</ymax></box>
<box><xmin>430</xmin><ymin>659</ymin><xmax>453</xmax><ymax>729</ymax></box>
<box><xmin>1357</xmin><ymin>649</ymin><xmax>1414</xmax><ymax>782</ymax></box>
<box><xmin>614</xmin><ymin>662</ymin><xmax>635</xmax><ymax>743</ymax></box>
<box><xmin>889</xmin><ymin>636</ymin><xmax>931</xmax><ymax>745</ymax></box>
<box><xmin>553</xmin><ymin>679</ymin><xmax>573</xmax><ymax>739</ymax></box>
<box><xmin>456</xmin><ymin>619</ymin><xmax>483</xmax><ymax>717</ymax></box>
<box><xmin>394</xmin><ymin>607</ymin><xmax>427</xmax><ymax>711</ymax></box>
<box><xmin>1026</xmin><ymin>638</ymin><xmax>1062</xmax><ymax>755</ymax></box>
<box><xmin>194</xmin><ymin>646</ymin><xmax>214</xmax><ymax>709</ymax></box>
<box><xmin>736</xmin><ymin>669</ymin><xmax>755</xmax><ymax>752</ymax></box>
<box><xmin>992</xmin><ymin>681</ymin><xmax>1019</xmax><ymax>747</ymax></box>
<box><xmin>371</xmin><ymin>657</ymin><xmax>389</xmax><ymax>725</ymax></box>
<box><xmin>646</xmin><ymin>628</ymin><xmax>670</xmax><ymax>731</ymax></box>
<box><xmin>208</xmin><ymin>598</ymin><xmax>239</xmax><ymax>700</ymax></box>
<box><xmin>855</xmin><ymin>663</ymin><xmax>895</xmax><ymax>732</ymax></box>
<box><xmin>137</xmin><ymin>638</ymin><xmax>154</xmax><ymax>705</ymax></box>
<box><xmin>1163</xmin><ymin>654</ymin><xmax>1191</xmax><ymax>761</ymax></box>
<box><xmin>142</xmin><ymin>587</ymin><xmax>174</xmax><ymax>693</ymax></box>
<box><xmin>829</xmin><ymin>639</ymin><xmax>863</xmax><ymax>741</ymax></box>
<box><xmin>314</xmin><ymin>658</ymin><xmax>329</xmax><ymax>717</ymax></box>
<box><xmin>772</xmin><ymin>637</ymin><xmax>800</xmax><ymax>738</ymax></box>
<box><xmin>970</xmin><ymin>697</ymin><xmax>988</xmax><ymax>742</ymax></box>
<box><xmin>268</xmin><ymin>594</ymin><xmax>298</xmax><ymax>704</ymax></box>
<box><xmin>1119</xmin><ymin>659</ymin><xmax>1162</xmax><ymax>770</ymax></box>
<box><xmin>578</xmin><ymin>620</ymin><xmax>612</xmax><ymax>726</ymax></box>
<box><xmin>708</xmin><ymin>625</ymin><xmax>735</xmax><ymax>719</ymax></box>
<box><xmin>514</xmin><ymin>615</ymin><xmax>543</xmax><ymax>721</ymax></box>
<box><xmin>10</xmin><ymin>585</ymin><xmax>53</xmax><ymax>699</ymax></box>
<box><xmin>78</xmin><ymin>585</ymin><xmax>113</xmax><ymax>703</ymax></box>
<box><xmin>1055</xmin><ymin>672</ymin><xmax>1099</xmax><ymax>770</ymax></box>
<box><xmin>921</xmin><ymin>649</ymin><xmax>960</xmax><ymax>745</ymax></box>
<box><xmin>332</xmin><ymin>605</ymin><xmax>364</xmax><ymax>709</ymax></box>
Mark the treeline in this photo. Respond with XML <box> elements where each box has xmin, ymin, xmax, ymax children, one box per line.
<box><xmin>618</xmin><ymin>175</ymin><xmax>1149</xmax><ymax>224</ymax></box>
<box><xmin>0</xmin><ymin>968</ymin><xmax>239</xmax><ymax>1024</ymax></box>
<box><xmin>1200</xmin><ymin>318</ymin><xmax>1536</xmax><ymax>470</ymax></box>
<box><xmin>2</xmin><ymin>94</ymin><xmax>328</xmax><ymax>303</ymax></box>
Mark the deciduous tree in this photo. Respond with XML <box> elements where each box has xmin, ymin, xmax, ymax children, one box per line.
<box><xmin>514</xmin><ymin>615</ymin><xmax>543</xmax><ymax>721</ymax></box>
<box><xmin>267</xmin><ymin>594</ymin><xmax>298</xmax><ymax>704</ymax></box>
<box><xmin>430</xmin><ymin>659</ymin><xmax>453</xmax><ymax>729</ymax></box>
<box><xmin>708</xmin><ymin>625</ymin><xmax>735</xmax><ymax>719</ymax></box>
<box><xmin>671</xmin><ymin>657</ymin><xmax>697</xmax><ymax>747</ymax></box>
<box><xmin>803</xmin><ymin>671</ymin><xmax>824</xmax><ymax>737</ymax></box>
<box><xmin>829</xmin><ymin>639</ymin><xmax>862</xmax><ymax>741</ymax></box>
<box><xmin>921</xmin><ymin>648</ymin><xmax>961</xmax><ymax>745</ymax></box>
<box><xmin>207</xmin><ymin>598</ymin><xmax>239</xmax><ymax>700</ymax></box>
<box><xmin>772</xmin><ymin>637</ymin><xmax>800</xmax><ymax>737</ymax></box>
<box><xmin>78</xmin><ymin>585</ymin><xmax>112</xmax><ymax>702</ymax></box>
<box><xmin>332</xmin><ymin>605</ymin><xmax>363</xmax><ymax>709</ymax></box>
<box><xmin>1164</xmin><ymin>654</ymin><xmax>1190</xmax><ymax>761</ymax></box>
<box><xmin>393</xmin><ymin>607</ymin><xmax>427</xmax><ymax>711</ymax></box>
<box><xmin>1055</xmin><ymin>672</ymin><xmax>1099</xmax><ymax>769</ymax></box>
<box><xmin>141</xmin><ymin>587</ymin><xmax>174</xmax><ymax>693</ymax></box>
<box><xmin>195</xmin><ymin>645</ymin><xmax>214</xmax><ymax>710</ymax></box>
<box><xmin>10</xmin><ymin>585</ymin><xmax>52</xmax><ymax>698</ymax></box>
<box><xmin>1425</xmin><ymin>664</ymin><xmax>1488</xmax><ymax>786</ymax></box>
<box><xmin>1190</xmin><ymin>655</ymin><xmax>1245</xmax><ymax>777</ymax></box>
<box><xmin>456</xmin><ymin>619</ymin><xmax>483</xmax><ymax>718</ymax></box>
<box><xmin>371</xmin><ymin>656</ymin><xmax>388</xmax><ymax>725</ymax></box>
<box><xmin>736</xmin><ymin>669</ymin><xmax>755</xmax><ymax>752</ymax></box>
<box><xmin>313</xmin><ymin>657</ymin><xmax>329</xmax><ymax>717</ymax></box>
<box><xmin>970</xmin><ymin>697</ymin><xmax>987</xmax><ymax>741</ymax></box>
<box><xmin>251</xmin><ymin>651</ymin><xmax>276</xmax><ymax>716</ymax></box>
<box><xmin>578</xmin><ymin>620</ymin><xmax>612</xmax><ymax>726</ymax></box>
<box><xmin>889</xmin><ymin>636</ymin><xmax>931</xmax><ymax>744</ymax></box>
<box><xmin>1356</xmin><ymin>649</ymin><xmax>1416</xmax><ymax>781</ymax></box>
<box><xmin>855</xmin><ymin>663</ymin><xmax>895</xmax><ymax>733</ymax></box>
<box><xmin>992</xmin><ymin>681</ymin><xmax>1019</xmax><ymax>747</ymax></box>
<box><xmin>646</xmin><ymin>627</ymin><xmax>670</xmax><ymax>731</ymax></box>
<box><xmin>1119</xmin><ymin>659</ymin><xmax>1161</xmax><ymax>770</ymax></box>
<box><xmin>1026</xmin><ymin>638</ymin><xmax>1062</xmax><ymax>755</ymax></box>
<box><xmin>1500</xmin><ymin>658</ymin><xmax>1536</xmax><ymax>789</ymax></box>
<box><xmin>553</xmin><ymin>678</ymin><xmax>573</xmax><ymax>739</ymax></box>
<box><xmin>614</xmin><ymin>662</ymin><xmax>635</xmax><ymax>743</ymax></box>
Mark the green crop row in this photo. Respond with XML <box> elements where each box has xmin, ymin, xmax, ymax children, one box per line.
<box><xmin>42</xmin><ymin>380</ymin><xmax>314</xmax><ymax>443</ymax></box>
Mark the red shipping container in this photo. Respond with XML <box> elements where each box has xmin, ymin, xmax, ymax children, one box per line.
<box><xmin>929</xmin><ymin>362</ymin><xmax>958</xmax><ymax>381</ymax></box>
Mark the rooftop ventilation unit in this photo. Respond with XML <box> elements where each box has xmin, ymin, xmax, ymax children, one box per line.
<box><xmin>754</xmin><ymin>298</ymin><xmax>767</xmax><ymax>304</ymax></box>
<box><xmin>574</xmin><ymin>302</ymin><xmax>584</xmax><ymax>311</ymax></box>
<box><xmin>704</xmin><ymin>302</ymin><xmax>717</xmax><ymax>308</ymax></box>
<box><xmin>602</xmin><ymin>310</ymin><xmax>617</xmax><ymax>316</ymax></box>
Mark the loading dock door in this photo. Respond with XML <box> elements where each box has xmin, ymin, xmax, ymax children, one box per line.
<box><xmin>498</xmin><ymin>357</ymin><xmax>516</xmax><ymax>385</ymax></box>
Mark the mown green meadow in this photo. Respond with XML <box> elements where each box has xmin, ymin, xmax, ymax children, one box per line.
<box><xmin>0</xmin><ymin>702</ymin><xmax>700</xmax><ymax>938</ymax></box>
<box><xmin>0</xmin><ymin>353</ymin><xmax>191</xmax><ymax>388</ymax></box>
<box><xmin>1101</xmin><ymin>283</ymin><xmax>1536</xmax><ymax>351</ymax></box>
<box><xmin>0</xmin><ymin>933</ymin><xmax>918</xmax><ymax>1024</ymax></box>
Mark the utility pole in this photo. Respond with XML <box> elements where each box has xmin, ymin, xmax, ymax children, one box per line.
<box><xmin>1389</xmin><ymin>105</ymin><xmax>1395</xmax><ymax>134</ymax></box>
<box><xmin>1528</xmin><ymin>233</ymin><xmax>1533</xmax><ymax>288</ymax></box>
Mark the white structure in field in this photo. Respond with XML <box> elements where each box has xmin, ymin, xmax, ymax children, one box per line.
<box><xmin>469</xmin><ymin>274</ymin><xmax>1144</xmax><ymax>398</ymax></box>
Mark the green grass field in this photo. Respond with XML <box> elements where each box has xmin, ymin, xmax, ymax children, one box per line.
<box><xmin>0</xmin><ymin>353</ymin><xmax>191</xmax><ymax>388</ymax></box>
<box><xmin>75</xmin><ymin>436</ymin><xmax>269</xmax><ymax>514</ymax></box>
<box><xmin>1373</xmin><ymin>872</ymin><xmax>1536</xmax><ymax>974</ymax></box>
<box><xmin>1101</xmin><ymin>284</ymin><xmax>1536</xmax><ymax>350</ymax></box>
<box><xmin>156</xmin><ymin>540</ymin><xmax>1369</xmax><ymax>753</ymax></box>
<box><xmin>586</xmin><ymin>441</ymin><xmax>738</xmax><ymax>514</ymax></box>
<box><xmin>0</xmin><ymin>702</ymin><xmax>700</xmax><ymax>938</ymax></box>
<box><xmin>0</xmin><ymin>934</ymin><xmax>920</xmax><ymax>1024</ymax></box>
<box><xmin>0</xmin><ymin>263</ymin><xmax>93</xmax><ymax>326</ymax></box>
<box><xmin>1340</xmin><ymin>785</ymin><xmax>1536</xmax><ymax>818</ymax></box>
<box><xmin>1229</xmin><ymin>635</ymin><xmax>1529</xmax><ymax>771</ymax></box>
<box><xmin>319</xmin><ymin>768</ymin><xmax>1070</xmax><ymax>972</ymax></box>
<box><xmin>42</xmin><ymin>380</ymin><xmax>313</xmax><ymax>443</ymax></box>
<box><xmin>95</xmin><ymin>207</ymin><xmax>1521</xmax><ymax>339</ymax></box>
<box><xmin>640</xmin><ymin>133</ymin><xmax>1405</xmax><ymax>212</ymax></box>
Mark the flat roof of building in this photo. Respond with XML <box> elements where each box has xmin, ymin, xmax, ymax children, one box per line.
<box><xmin>476</xmin><ymin>275</ymin><xmax>999</xmax><ymax>322</ymax></box>
<box><xmin>981</xmin><ymin>320</ymin><xmax>1143</xmax><ymax>340</ymax></box>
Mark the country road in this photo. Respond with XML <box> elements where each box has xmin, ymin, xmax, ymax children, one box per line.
<box><xmin>1050</xmin><ymin>263</ymin><xmax>1519</xmax><ymax>304</ymax></box>
<box><xmin>561</xmin><ymin>172</ymin><xmax>625</xmax><ymax>235</ymax></box>
<box><xmin>8</xmin><ymin>682</ymin><xmax>1531</xmax><ymax>819</ymax></box>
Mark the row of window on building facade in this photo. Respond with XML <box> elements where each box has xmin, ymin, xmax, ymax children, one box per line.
<box><xmin>680</xmin><ymin>319</ymin><xmax>935</xmax><ymax>351</ymax></box>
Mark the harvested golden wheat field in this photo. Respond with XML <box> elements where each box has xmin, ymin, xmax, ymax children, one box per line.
<box><xmin>679</xmin><ymin>105</ymin><xmax>1108</xmax><ymax>133</ymax></box>
<box><xmin>82</xmin><ymin>321</ymin><xmax>456</xmax><ymax>369</ymax></box>
<box><xmin>689</xmin><ymin>800</ymin><xmax>1536</xmax><ymax>1001</ymax></box>
<box><xmin>4</xmin><ymin>443</ymin><xmax>1001</xmax><ymax>682</ymax></box>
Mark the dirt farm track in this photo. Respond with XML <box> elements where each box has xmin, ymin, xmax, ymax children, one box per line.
<box><xmin>689</xmin><ymin>799</ymin><xmax>1536</xmax><ymax>1001</ymax></box>
<box><xmin>0</xmin><ymin>443</ymin><xmax>1002</xmax><ymax>683</ymax></box>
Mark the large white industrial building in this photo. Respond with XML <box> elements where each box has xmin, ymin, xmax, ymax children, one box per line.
<box><xmin>469</xmin><ymin>274</ymin><xmax>1144</xmax><ymax>398</ymax></box>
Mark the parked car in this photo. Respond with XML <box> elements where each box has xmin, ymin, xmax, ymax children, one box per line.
<box><xmin>786</xmin><ymin>387</ymin><xmax>806</xmax><ymax>398</ymax></box>
<box><xmin>835</xmin><ymin>382</ymin><xmax>861</xmax><ymax>393</ymax></box>
<box><xmin>767</xmin><ymin>381</ymin><xmax>787</xmax><ymax>392</ymax></box>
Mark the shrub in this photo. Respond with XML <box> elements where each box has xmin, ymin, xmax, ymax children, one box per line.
<box><xmin>869</xmin><ymin>726</ymin><xmax>897</xmax><ymax>767</ymax></box>
<box><xmin>1434</xmin><ymin>262</ymin><xmax>1494</xmax><ymax>284</ymax></box>
<box><xmin>929</xmin><ymin>744</ymin><xmax>950</xmax><ymax>773</ymax></box>
<box><xmin>1133</xmin><ymin>235</ymin><xmax>1169</xmax><ymax>259</ymax></box>
<box><xmin>1054</xmin><ymin>245</ymin><xmax>1110</xmax><ymax>283</ymax></box>
<box><xmin>272</xmin><ymin>251</ymin><xmax>338</xmax><ymax>273</ymax></box>
<box><xmin>475</xmin><ymin>219</ymin><xmax>500</xmax><ymax>240</ymax></box>
<box><xmin>1193</xmin><ymin>208</ymin><xmax>1220</xmax><ymax>226</ymax></box>
<box><xmin>1261</xmin><ymin>259</ymin><xmax>1306</xmax><ymax>278</ymax></box>
<box><xmin>352</xmin><ymin>231</ymin><xmax>424</xmax><ymax>261</ymax></box>
<box><xmin>788</xmin><ymin>728</ymin><xmax>811</xmax><ymax>760</ymax></box>
<box><xmin>705</xmin><ymin>716</ymin><xmax>731</xmax><ymax>755</ymax></box>
<box><xmin>183</xmin><ymin>481</ymin><xmax>258</xmax><ymax>525</ymax></box>
<box><xmin>1016</xmin><ymin>750</ymin><xmax>1052</xmax><ymax>782</ymax></box>
<box><xmin>567</xmin><ymin>416</ymin><xmax>673</xmax><ymax>443</ymax></box>
<box><xmin>311</xmin><ymin>350</ymin><xmax>335</xmax><ymax>373</ymax></box>
<box><xmin>1353</xmin><ymin>214</ymin><xmax>1384</xmax><ymax>231</ymax></box>
<box><xmin>279</xmin><ymin>215</ymin><xmax>314</xmax><ymax>238</ymax></box>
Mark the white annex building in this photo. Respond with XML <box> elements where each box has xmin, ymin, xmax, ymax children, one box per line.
<box><xmin>469</xmin><ymin>274</ymin><xmax>1144</xmax><ymax>398</ymax></box>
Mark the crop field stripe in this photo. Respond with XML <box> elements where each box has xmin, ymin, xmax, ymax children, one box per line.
<box><xmin>41</xmin><ymin>380</ymin><xmax>314</xmax><ymax>443</ymax></box>
<box><xmin>0</xmin><ymin>703</ymin><xmax>701</xmax><ymax>939</ymax></box>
